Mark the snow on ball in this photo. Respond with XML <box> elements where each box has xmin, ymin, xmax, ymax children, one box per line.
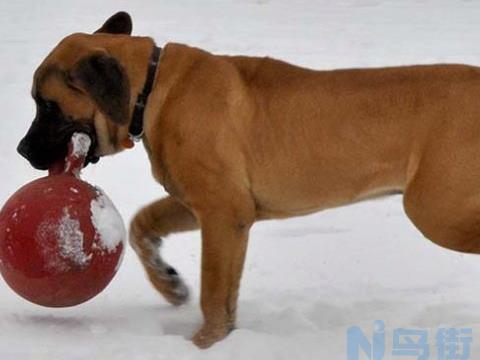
<box><xmin>91</xmin><ymin>190</ymin><xmax>126</xmax><ymax>254</ymax></box>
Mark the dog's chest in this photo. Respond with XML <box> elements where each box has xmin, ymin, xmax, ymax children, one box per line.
<box><xmin>143</xmin><ymin>141</ymin><xmax>180</xmax><ymax>197</ymax></box>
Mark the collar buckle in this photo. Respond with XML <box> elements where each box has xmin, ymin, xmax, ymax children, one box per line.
<box><xmin>129</xmin><ymin>130</ymin><xmax>144</xmax><ymax>142</ymax></box>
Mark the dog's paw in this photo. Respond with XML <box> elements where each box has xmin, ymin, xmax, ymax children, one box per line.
<box><xmin>160</xmin><ymin>266</ymin><xmax>190</xmax><ymax>306</ymax></box>
<box><xmin>192</xmin><ymin>324</ymin><xmax>230</xmax><ymax>349</ymax></box>
<box><xmin>146</xmin><ymin>264</ymin><xmax>190</xmax><ymax>306</ymax></box>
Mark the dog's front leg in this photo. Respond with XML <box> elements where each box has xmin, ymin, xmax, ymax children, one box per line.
<box><xmin>191</xmin><ymin>192</ymin><xmax>255</xmax><ymax>348</ymax></box>
<box><xmin>130</xmin><ymin>196</ymin><xmax>198</xmax><ymax>305</ymax></box>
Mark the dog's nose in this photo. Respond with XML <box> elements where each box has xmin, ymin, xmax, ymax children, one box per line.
<box><xmin>17</xmin><ymin>138</ymin><xmax>31</xmax><ymax>160</ymax></box>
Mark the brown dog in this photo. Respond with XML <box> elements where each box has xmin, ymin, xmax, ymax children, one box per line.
<box><xmin>17</xmin><ymin>11</ymin><xmax>480</xmax><ymax>348</ymax></box>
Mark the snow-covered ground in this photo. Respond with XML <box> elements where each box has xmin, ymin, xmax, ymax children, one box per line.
<box><xmin>2</xmin><ymin>0</ymin><xmax>480</xmax><ymax>359</ymax></box>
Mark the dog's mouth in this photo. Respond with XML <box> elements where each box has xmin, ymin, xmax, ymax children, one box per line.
<box><xmin>57</xmin><ymin>122</ymin><xmax>101</xmax><ymax>169</ymax></box>
<box><xmin>18</xmin><ymin>121</ymin><xmax>100</xmax><ymax>171</ymax></box>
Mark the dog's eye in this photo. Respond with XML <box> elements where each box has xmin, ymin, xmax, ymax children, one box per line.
<box><xmin>40</xmin><ymin>100</ymin><xmax>58</xmax><ymax>113</ymax></box>
<box><xmin>44</xmin><ymin>101</ymin><xmax>55</xmax><ymax>110</ymax></box>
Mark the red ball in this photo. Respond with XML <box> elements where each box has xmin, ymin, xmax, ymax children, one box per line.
<box><xmin>0</xmin><ymin>134</ymin><xmax>125</xmax><ymax>307</ymax></box>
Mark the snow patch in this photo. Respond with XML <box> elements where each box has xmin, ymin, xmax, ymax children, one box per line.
<box><xmin>71</xmin><ymin>132</ymin><xmax>91</xmax><ymax>157</ymax></box>
<box><xmin>56</xmin><ymin>208</ymin><xmax>92</xmax><ymax>267</ymax></box>
<box><xmin>90</xmin><ymin>189</ymin><xmax>126</xmax><ymax>253</ymax></box>
<box><xmin>37</xmin><ymin>208</ymin><xmax>92</xmax><ymax>272</ymax></box>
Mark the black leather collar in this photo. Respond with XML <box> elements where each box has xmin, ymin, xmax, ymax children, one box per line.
<box><xmin>128</xmin><ymin>45</ymin><xmax>161</xmax><ymax>141</ymax></box>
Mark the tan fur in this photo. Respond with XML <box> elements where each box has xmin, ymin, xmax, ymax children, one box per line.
<box><xmin>32</xmin><ymin>28</ymin><xmax>480</xmax><ymax>348</ymax></box>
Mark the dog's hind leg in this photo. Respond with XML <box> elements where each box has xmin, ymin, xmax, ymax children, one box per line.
<box><xmin>130</xmin><ymin>196</ymin><xmax>198</xmax><ymax>305</ymax></box>
<box><xmin>403</xmin><ymin>135</ymin><xmax>480</xmax><ymax>255</ymax></box>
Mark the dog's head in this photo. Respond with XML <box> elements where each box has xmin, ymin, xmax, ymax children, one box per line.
<box><xmin>18</xmin><ymin>12</ymin><xmax>141</xmax><ymax>170</ymax></box>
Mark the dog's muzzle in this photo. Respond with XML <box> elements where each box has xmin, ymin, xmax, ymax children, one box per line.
<box><xmin>18</xmin><ymin>118</ymin><xmax>99</xmax><ymax>170</ymax></box>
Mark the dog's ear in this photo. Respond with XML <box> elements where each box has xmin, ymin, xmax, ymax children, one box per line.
<box><xmin>70</xmin><ymin>52</ymin><xmax>130</xmax><ymax>124</ymax></box>
<box><xmin>95</xmin><ymin>12</ymin><xmax>132</xmax><ymax>35</ymax></box>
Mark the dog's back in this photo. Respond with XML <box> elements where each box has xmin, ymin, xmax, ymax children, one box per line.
<box><xmin>209</xmin><ymin>51</ymin><xmax>480</xmax><ymax>217</ymax></box>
